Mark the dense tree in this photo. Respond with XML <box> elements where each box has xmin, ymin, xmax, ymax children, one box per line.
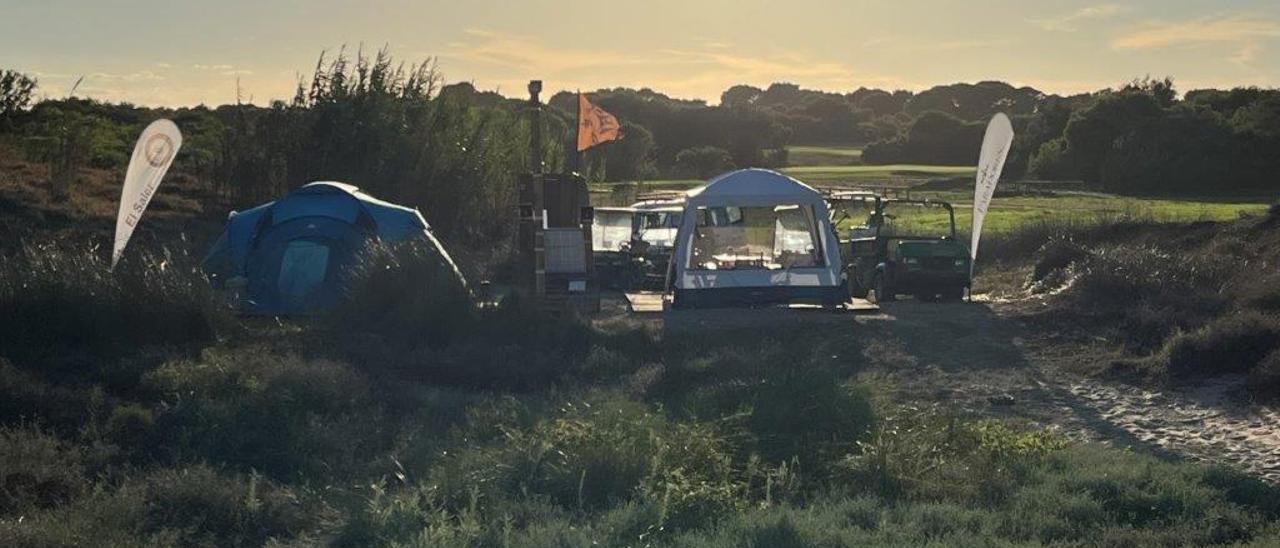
<box><xmin>1230</xmin><ymin>94</ymin><xmax>1280</xmax><ymax>139</ymax></box>
<box><xmin>1005</xmin><ymin>99</ymin><xmax>1073</xmax><ymax>179</ymax></box>
<box><xmin>1122</xmin><ymin>76</ymin><xmax>1176</xmax><ymax>108</ymax></box>
<box><xmin>598</xmin><ymin>121</ymin><xmax>656</xmax><ymax>181</ymax></box>
<box><xmin>1056</xmin><ymin>90</ymin><xmax>1164</xmax><ymax>182</ymax></box>
<box><xmin>5</xmin><ymin>66</ymin><xmax>1279</xmax><ymax>215</ymax></box>
<box><xmin>720</xmin><ymin>85</ymin><xmax>763</xmax><ymax>108</ymax></box>
<box><xmin>0</xmin><ymin>69</ymin><xmax>37</xmax><ymax>128</ymax></box>
<box><xmin>904</xmin><ymin>81</ymin><xmax>1042</xmax><ymax>121</ymax></box>
<box><xmin>862</xmin><ymin>111</ymin><xmax>983</xmax><ymax>165</ymax></box>
<box><xmin>674</xmin><ymin>146</ymin><xmax>734</xmax><ymax>179</ymax></box>
<box><xmin>850</xmin><ymin>88</ymin><xmax>909</xmax><ymax>117</ymax></box>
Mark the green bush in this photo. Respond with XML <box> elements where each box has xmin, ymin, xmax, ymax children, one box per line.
<box><xmin>427</xmin><ymin>393</ymin><xmax>735</xmax><ymax>513</ymax></box>
<box><xmin>1251</xmin><ymin>349</ymin><xmax>1280</xmax><ymax>390</ymax></box>
<box><xmin>840</xmin><ymin>407</ymin><xmax>1064</xmax><ymax>502</ymax></box>
<box><xmin>1160</xmin><ymin>312</ymin><xmax>1280</xmax><ymax>377</ymax></box>
<box><xmin>0</xmin><ymin>427</ymin><xmax>88</xmax><ymax>515</ymax></box>
<box><xmin>331</xmin><ymin>240</ymin><xmax>473</xmax><ymax>350</ymax></box>
<box><xmin>0</xmin><ymin>244</ymin><xmax>228</xmax><ymax>365</ymax></box>
<box><xmin>0</xmin><ymin>358</ymin><xmax>96</xmax><ymax>432</ymax></box>
<box><xmin>143</xmin><ymin>348</ymin><xmax>380</xmax><ymax>480</ymax></box>
<box><xmin>0</xmin><ymin>465</ymin><xmax>322</xmax><ymax>547</ymax></box>
<box><xmin>745</xmin><ymin>370</ymin><xmax>874</xmax><ymax>469</ymax></box>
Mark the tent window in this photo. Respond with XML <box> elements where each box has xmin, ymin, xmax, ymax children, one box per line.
<box><xmin>278</xmin><ymin>240</ymin><xmax>331</xmax><ymax>299</ymax></box>
<box><xmin>689</xmin><ymin>205</ymin><xmax>824</xmax><ymax>270</ymax></box>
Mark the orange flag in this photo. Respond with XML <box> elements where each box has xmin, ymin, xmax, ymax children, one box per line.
<box><xmin>577</xmin><ymin>93</ymin><xmax>621</xmax><ymax>152</ymax></box>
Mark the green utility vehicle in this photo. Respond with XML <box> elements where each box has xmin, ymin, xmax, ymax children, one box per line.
<box><xmin>841</xmin><ymin>198</ymin><xmax>970</xmax><ymax>302</ymax></box>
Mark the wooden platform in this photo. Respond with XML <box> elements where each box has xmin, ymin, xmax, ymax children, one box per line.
<box><xmin>623</xmin><ymin>291</ymin><xmax>666</xmax><ymax>313</ymax></box>
<box><xmin>622</xmin><ymin>291</ymin><xmax>880</xmax><ymax>314</ymax></box>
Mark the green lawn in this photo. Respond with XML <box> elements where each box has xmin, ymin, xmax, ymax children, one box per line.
<box><xmin>786</xmin><ymin>144</ymin><xmax>863</xmax><ymax>166</ymax></box>
<box><xmin>596</xmin><ymin>160</ymin><xmax>1267</xmax><ymax>236</ymax></box>
<box><xmin>781</xmin><ymin>164</ymin><xmax>975</xmax><ymax>186</ymax></box>
<box><xmin>834</xmin><ymin>191</ymin><xmax>1268</xmax><ymax>236</ymax></box>
<box><xmin>596</xmin><ymin>165</ymin><xmax>976</xmax><ymax>195</ymax></box>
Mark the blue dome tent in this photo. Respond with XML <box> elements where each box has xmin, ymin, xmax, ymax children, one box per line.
<box><xmin>203</xmin><ymin>181</ymin><xmax>465</xmax><ymax>315</ymax></box>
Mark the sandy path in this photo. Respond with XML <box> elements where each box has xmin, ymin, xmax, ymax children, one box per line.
<box><xmin>602</xmin><ymin>292</ymin><xmax>1280</xmax><ymax>482</ymax></box>
<box><xmin>853</xmin><ymin>300</ymin><xmax>1280</xmax><ymax>483</ymax></box>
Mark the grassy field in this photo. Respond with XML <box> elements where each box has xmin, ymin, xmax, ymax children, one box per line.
<box><xmin>785</xmin><ymin>144</ymin><xmax>863</xmax><ymax>166</ymax></box>
<box><xmin>603</xmin><ymin>173</ymin><xmax>1267</xmax><ymax>237</ymax></box>
<box><xmin>782</xmin><ymin>164</ymin><xmax>975</xmax><ymax>186</ymax></box>
<box><xmin>600</xmin><ymin>165</ymin><xmax>977</xmax><ymax>195</ymax></box>
<box><xmin>833</xmin><ymin>191</ymin><xmax>1270</xmax><ymax>237</ymax></box>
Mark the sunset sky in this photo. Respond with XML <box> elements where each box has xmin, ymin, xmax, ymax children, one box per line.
<box><xmin>2</xmin><ymin>0</ymin><xmax>1277</xmax><ymax>107</ymax></box>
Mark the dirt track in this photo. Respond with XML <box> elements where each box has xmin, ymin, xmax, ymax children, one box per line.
<box><xmin>611</xmin><ymin>294</ymin><xmax>1280</xmax><ymax>483</ymax></box>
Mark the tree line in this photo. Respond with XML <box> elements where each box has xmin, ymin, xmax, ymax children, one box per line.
<box><xmin>3</xmin><ymin>57</ymin><xmax>1279</xmax><ymax>250</ymax></box>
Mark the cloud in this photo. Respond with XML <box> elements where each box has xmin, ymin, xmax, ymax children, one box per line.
<box><xmin>1230</xmin><ymin>42</ymin><xmax>1262</xmax><ymax>66</ymax></box>
<box><xmin>87</xmin><ymin>70</ymin><xmax>166</xmax><ymax>82</ymax></box>
<box><xmin>931</xmin><ymin>38</ymin><xmax>1014</xmax><ymax>51</ymax></box>
<box><xmin>1112</xmin><ymin>15</ymin><xmax>1280</xmax><ymax>50</ymax></box>
<box><xmin>1037</xmin><ymin>4</ymin><xmax>1129</xmax><ymax>32</ymax></box>
<box><xmin>193</xmin><ymin>63</ymin><xmax>234</xmax><ymax>71</ymax></box>
<box><xmin>1112</xmin><ymin>14</ymin><xmax>1280</xmax><ymax>69</ymax></box>
<box><xmin>441</xmin><ymin>28</ymin><xmax>914</xmax><ymax>101</ymax></box>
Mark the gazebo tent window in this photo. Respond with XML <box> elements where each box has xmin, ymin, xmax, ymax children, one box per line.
<box><xmin>689</xmin><ymin>204</ymin><xmax>824</xmax><ymax>270</ymax></box>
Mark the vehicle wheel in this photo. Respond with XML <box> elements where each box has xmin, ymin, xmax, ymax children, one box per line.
<box><xmin>873</xmin><ymin>274</ymin><xmax>895</xmax><ymax>303</ymax></box>
<box><xmin>940</xmin><ymin>286</ymin><xmax>965</xmax><ymax>302</ymax></box>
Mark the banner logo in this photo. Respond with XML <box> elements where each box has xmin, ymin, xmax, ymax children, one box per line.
<box><xmin>144</xmin><ymin>133</ymin><xmax>175</xmax><ymax>167</ymax></box>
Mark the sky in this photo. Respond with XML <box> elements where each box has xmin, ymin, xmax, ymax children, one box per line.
<box><xmin>1</xmin><ymin>0</ymin><xmax>1278</xmax><ymax>107</ymax></box>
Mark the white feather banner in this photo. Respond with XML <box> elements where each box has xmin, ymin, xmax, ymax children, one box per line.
<box><xmin>970</xmin><ymin>113</ymin><xmax>1014</xmax><ymax>274</ymax></box>
<box><xmin>113</xmin><ymin>119</ymin><xmax>182</xmax><ymax>268</ymax></box>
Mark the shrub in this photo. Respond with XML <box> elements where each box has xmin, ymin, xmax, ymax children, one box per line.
<box><xmin>139</xmin><ymin>467</ymin><xmax>319</xmax><ymax>545</ymax></box>
<box><xmin>744</xmin><ymin>370</ymin><xmax>875</xmax><ymax>469</ymax></box>
<box><xmin>428</xmin><ymin>394</ymin><xmax>735</xmax><ymax>513</ymax></box>
<box><xmin>1251</xmin><ymin>349</ymin><xmax>1280</xmax><ymax>391</ymax></box>
<box><xmin>330</xmin><ymin>240</ymin><xmax>473</xmax><ymax>350</ymax></box>
<box><xmin>840</xmin><ymin>407</ymin><xmax>1064</xmax><ymax>501</ymax></box>
<box><xmin>1030</xmin><ymin>236</ymin><xmax>1088</xmax><ymax>284</ymax></box>
<box><xmin>1041</xmin><ymin>446</ymin><xmax>1273</xmax><ymax>544</ymax></box>
<box><xmin>0</xmin><ymin>358</ymin><xmax>96</xmax><ymax>432</ymax></box>
<box><xmin>0</xmin><ymin>465</ymin><xmax>322</xmax><ymax>547</ymax></box>
<box><xmin>0</xmin><ymin>244</ymin><xmax>228</xmax><ymax>364</ymax></box>
<box><xmin>0</xmin><ymin>427</ymin><xmax>88</xmax><ymax>515</ymax></box>
<box><xmin>104</xmin><ymin>403</ymin><xmax>155</xmax><ymax>450</ymax></box>
<box><xmin>1159</xmin><ymin>312</ymin><xmax>1280</xmax><ymax>377</ymax></box>
<box><xmin>143</xmin><ymin>348</ymin><xmax>380</xmax><ymax>480</ymax></box>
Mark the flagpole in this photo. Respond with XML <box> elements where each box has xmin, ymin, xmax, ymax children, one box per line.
<box><xmin>573</xmin><ymin>90</ymin><xmax>583</xmax><ymax>175</ymax></box>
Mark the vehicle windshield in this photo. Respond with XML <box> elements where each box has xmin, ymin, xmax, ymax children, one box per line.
<box><xmin>878</xmin><ymin>201</ymin><xmax>956</xmax><ymax>239</ymax></box>
<box><xmin>689</xmin><ymin>204</ymin><xmax>824</xmax><ymax>270</ymax></box>
<box><xmin>637</xmin><ymin>209</ymin><xmax>681</xmax><ymax>248</ymax></box>
<box><xmin>830</xmin><ymin>197</ymin><xmax>880</xmax><ymax>240</ymax></box>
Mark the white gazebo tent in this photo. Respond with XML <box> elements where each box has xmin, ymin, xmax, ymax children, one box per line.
<box><xmin>667</xmin><ymin>169</ymin><xmax>844</xmax><ymax>308</ymax></box>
